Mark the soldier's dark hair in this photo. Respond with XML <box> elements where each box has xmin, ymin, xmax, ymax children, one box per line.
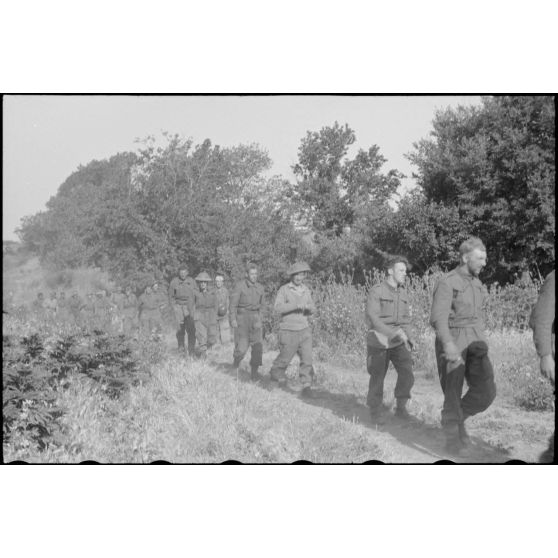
<box><xmin>215</xmin><ymin>272</ymin><xmax>225</xmax><ymax>279</ymax></box>
<box><xmin>385</xmin><ymin>255</ymin><xmax>410</xmax><ymax>271</ymax></box>
<box><xmin>246</xmin><ymin>262</ymin><xmax>258</xmax><ymax>272</ymax></box>
<box><xmin>459</xmin><ymin>237</ymin><xmax>486</xmax><ymax>256</ymax></box>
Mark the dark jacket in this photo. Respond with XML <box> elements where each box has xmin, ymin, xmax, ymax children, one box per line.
<box><xmin>529</xmin><ymin>270</ymin><xmax>555</xmax><ymax>358</ymax></box>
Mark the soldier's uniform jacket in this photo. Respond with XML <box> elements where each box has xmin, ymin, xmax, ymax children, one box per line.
<box><xmin>122</xmin><ymin>293</ymin><xmax>138</xmax><ymax>316</ymax></box>
<box><xmin>529</xmin><ymin>270</ymin><xmax>555</xmax><ymax>358</ymax></box>
<box><xmin>274</xmin><ymin>282</ymin><xmax>316</xmax><ymax>331</ymax></box>
<box><xmin>365</xmin><ymin>280</ymin><xmax>412</xmax><ymax>348</ymax></box>
<box><xmin>215</xmin><ymin>286</ymin><xmax>230</xmax><ymax>318</ymax></box>
<box><xmin>169</xmin><ymin>276</ymin><xmax>196</xmax><ymax>313</ymax></box>
<box><xmin>430</xmin><ymin>267</ymin><xmax>488</xmax><ymax>348</ymax></box>
<box><xmin>194</xmin><ymin>290</ymin><xmax>218</xmax><ymax>325</ymax></box>
<box><xmin>229</xmin><ymin>279</ymin><xmax>265</xmax><ymax>323</ymax></box>
<box><xmin>68</xmin><ymin>295</ymin><xmax>83</xmax><ymax>316</ymax></box>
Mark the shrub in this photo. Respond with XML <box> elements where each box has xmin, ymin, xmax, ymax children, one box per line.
<box><xmin>2</xmin><ymin>313</ymin><xmax>164</xmax><ymax>454</ymax></box>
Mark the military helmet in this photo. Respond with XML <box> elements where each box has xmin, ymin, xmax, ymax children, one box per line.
<box><xmin>195</xmin><ymin>272</ymin><xmax>212</xmax><ymax>282</ymax></box>
<box><xmin>287</xmin><ymin>261</ymin><xmax>311</xmax><ymax>276</ymax></box>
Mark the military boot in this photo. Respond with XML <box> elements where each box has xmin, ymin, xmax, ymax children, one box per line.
<box><xmin>232</xmin><ymin>356</ymin><xmax>242</xmax><ymax>369</ymax></box>
<box><xmin>458</xmin><ymin>421</ymin><xmax>471</xmax><ymax>446</ymax></box>
<box><xmin>444</xmin><ymin>424</ymin><xmax>465</xmax><ymax>456</ymax></box>
<box><xmin>369</xmin><ymin>405</ymin><xmax>388</xmax><ymax>425</ymax></box>
<box><xmin>394</xmin><ymin>398</ymin><xmax>417</xmax><ymax>422</ymax></box>
<box><xmin>250</xmin><ymin>365</ymin><xmax>261</xmax><ymax>381</ymax></box>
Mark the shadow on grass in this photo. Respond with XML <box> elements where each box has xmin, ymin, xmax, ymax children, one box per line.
<box><xmin>211</xmin><ymin>358</ymin><xmax>512</xmax><ymax>464</ymax></box>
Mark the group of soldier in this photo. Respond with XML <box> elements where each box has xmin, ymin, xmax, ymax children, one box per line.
<box><xmin>28</xmin><ymin>235</ymin><xmax>554</xmax><ymax>461</ymax></box>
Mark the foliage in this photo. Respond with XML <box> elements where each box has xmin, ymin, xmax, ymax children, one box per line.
<box><xmin>16</xmin><ymin>134</ymin><xmax>305</xmax><ymax>290</ymax></box>
<box><xmin>2</xmin><ymin>313</ymin><xmax>163</xmax><ymax>453</ymax></box>
<box><xmin>289</xmin><ymin>122</ymin><xmax>403</xmax><ymax>236</ymax></box>
<box><xmin>408</xmin><ymin>96</ymin><xmax>555</xmax><ymax>282</ymax></box>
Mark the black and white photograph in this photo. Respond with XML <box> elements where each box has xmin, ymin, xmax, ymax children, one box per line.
<box><xmin>3</xmin><ymin>94</ymin><xmax>555</xmax><ymax>464</ymax></box>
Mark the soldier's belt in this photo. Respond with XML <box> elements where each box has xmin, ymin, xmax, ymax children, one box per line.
<box><xmin>237</xmin><ymin>307</ymin><xmax>260</xmax><ymax>313</ymax></box>
<box><xmin>448</xmin><ymin>318</ymin><xmax>481</xmax><ymax>328</ymax></box>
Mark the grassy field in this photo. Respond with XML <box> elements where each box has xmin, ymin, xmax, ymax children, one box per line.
<box><xmin>3</xmin><ymin>327</ymin><xmax>554</xmax><ymax>463</ymax></box>
<box><xmin>3</xmin><ymin>249</ymin><xmax>554</xmax><ymax>463</ymax></box>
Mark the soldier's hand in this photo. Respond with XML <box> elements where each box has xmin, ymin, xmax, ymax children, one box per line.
<box><xmin>231</xmin><ymin>320</ymin><xmax>238</xmax><ymax>329</ymax></box>
<box><xmin>392</xmin><ymin>328</ymin><xmax>408</xmax><ymax>344</ymax></box>
<box><xmin>443</xmin><ymin>341</ymin><xmax>463</xmax><ymax>364</ymax></box>
<box><xmin>540</xmin><ymin>354</ymin><xmax>555</xmax><ymax>383</ymax></box>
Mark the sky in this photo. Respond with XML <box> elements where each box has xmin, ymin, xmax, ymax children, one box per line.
<box><xmin>2</xmin><ymin>95</ymin><xmax>482</xmax><ymax>241</ymax></box>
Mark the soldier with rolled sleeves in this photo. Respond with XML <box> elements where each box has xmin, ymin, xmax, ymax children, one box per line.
<box><xmin>169</xmin><ymin>267</ymin><xmax>197</xmax><ymax>356</ymax></box>
<box><xmin>365</xmin><ymin>256</ymin><xmax>416</xmax><ymax>424</ymax></box>
<box><xmin>215</xmin><ymin>273</ymin><xmax>232</xmax><ymax>345</ymax></box>
<box><xmin>430</xmin><ymin>237</ymin><xmax>496</xmax><ymax>455</ymax></box>
<box><xmin>194</xmin><ymin>272</ymin><xmax>219</xmax><ymax>358</ymax></box>
<box><xmin>230</xmin><ymin>263</ymin><xmax>265</xmax><ymax>380</ymax></box>
<box><xmin>269</xmin><ymin>262</ymin><xmax>316</xmax><ymax>393</ymax></box>
<box><xmin>529</xmin><ymin>269</ymin><xmax>555</xmax><ymax>463</ymax></box>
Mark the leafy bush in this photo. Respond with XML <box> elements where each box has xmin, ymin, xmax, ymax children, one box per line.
<box><xmin>3</xmin><ymin>314</ymin><xmax>164</xmax><ymax>454</ymax></box>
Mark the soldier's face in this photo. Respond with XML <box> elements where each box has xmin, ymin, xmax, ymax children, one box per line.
<box><xmin>179</xmin><ymin>269</ymin><xmax>188</xmax><ymax>280</ymax></box>
<box><xmin>247</xmin><ymin>269</ymin><xmax>258</xmax><ymax>283</ymax></box>
<box><xmin>153</xmin><ymin>284</ymin><xmax>159</xmax><ymax>292</ymax></box>
<box><xmin>199</xmin><ymin>281</ymin><xmax>208</xmax><ymax>291</ymax></box>
<box><xmin>465</xmin><ymin>249</ymin><xmax>487</xmax><ymax>276</ymax></box>
<box><xmin>215</xmin><ymin>277</ymin><xmax>224</xmax><ymax>288</ymax></box>
<box><xmin>292</xmin><ymin>272</ymin><xmax>306</xmax><ymax>286</ymax></box>
<box><xmin>390</xmin><ymin>263</ymin><xmax>407</xmax><ymax>286</ymax></box>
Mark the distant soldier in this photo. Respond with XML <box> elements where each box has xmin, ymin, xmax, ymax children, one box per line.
<box><xmin>67</xmin><ymin>291</ymin><xmax>84</xmax><ymax>324</ymax></box>
<box><xmin>121</xmin><ymin>286</ymin><xmax>139</xmax><ymax>334</ymax></box>
<box><xmin>31</xmin><ymin>292</ymin><xmax>45</xmax><ymax>315</ymax></box>
<box><xmin>110</xmin><ymin>286</ymin><xmax>126</xmax><ymax>332</ymax></box>
<box><xmin>269</xmin><ymin>262</ymin><xmax>316</xmax><ymax>392</ymax></box>
<box><xmin>169</xmin><ymin>267</ymin><xmax>197</xmax><ymax>355</ymax></box>
<box><xmin>230</xmin><ymin>263</ymin><xmax>265</xmax><ymax>379</ymax></box>
<box><xmin>152</xmin><ymin>281</ymin><xmax>168</xmax><ymax>327</ymax></box>
<box><xmin>139</xmin><ymin>285</ymin><xmax>163</xmax><ymax>334</ymax></box>
<box><xmin>365</xmin><ymin>256</ymin><xmax>416</xmax><ymax>424</ymax></box>
<box><xmin>529</xmin><ymin>270</ymin><xmax>555</xmax><ymax>463</ymax></box>
<box><xmin>44</xmin><ymin>291</ymin><xmax>58</xmax><ymax>319</ymax></box>
<box><xmin>215</xmin><ymin>273</ymin><xmax>231</xmax><ymax>344</ymax></box>
<box><xmin>83</xmin><ymin>293</ymin><xmax>96</xmax><ymax>325</ymax></box>
<box><xmin>194</xmin><ymin>272</ymin><xmax>219</xmax><ymax>358</ymax></box>
<box><xmin>430</xmin><ymin>237</ymin><xmax>496</xmax><ymax>455</ymax></box>
<box><xmin>93</xmin><ymin>289</ymin><xmax>113</xmax><ymax>328</ymax></box>
<box><xmin>57</xmin><ymin>291</ymin><xmax>71</xmax><ymax>322</ymax></box>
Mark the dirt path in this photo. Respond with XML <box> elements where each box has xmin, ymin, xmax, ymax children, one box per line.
<box><xmin>203</xmin><ymin>349</ymin><xmax>544</xmax><ymax>463</ymax></box>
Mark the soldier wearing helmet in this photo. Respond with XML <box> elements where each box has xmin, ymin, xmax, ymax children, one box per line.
<box><xmin>268</xmin><ymin>262</ymin><xmax>316</xmax><ymax>394</ymax></box>
<box><xmin>230</xmin><ymin>263</ymin><xmax>266</xmax><ymax>380</ymax></box>
<box><xmin>194</xmin><ymin>272</ymin><xmax>219</xmax><ymax>358</ymax></box>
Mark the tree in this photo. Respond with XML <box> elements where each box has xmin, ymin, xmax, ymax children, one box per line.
<box><xmin>408</xmin><ymin>96</ymin><xmax>555</xmax><ymax>282</ymax></box>
<box><xmin>290</xmin><ymin>122</ymin><xmax>403</xmax><ymax>235</ymax></box>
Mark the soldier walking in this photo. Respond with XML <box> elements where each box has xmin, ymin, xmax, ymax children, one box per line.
<box><xmin>365</xmin><ymin>256</ymin><xmax>416</xmax><ymax>424</ymax></box>
<box><xmin>67</xmin><ymin>291</ymin><xmax>84</xmax><ymax>325</ymax></box>
<box><xmin>44</xmin><ymin>291</ymin><xmax>58</xmax><ymax>320</ymax></box>
<box><xmin>121</xmin><ymin>286</ymin><xmax>139</xmax><ymax>335</ymax></box>
<box><xmin>57</xmin><ymin>291</ymin><xmax>70</xmax><ymax>322</ymax></box>
<box><xmin>215</xmin><ymin>273</ymin><xmax>232</xmax><ymax>345</ymax></box>
<box><xmin>169</xmin><ymin>267</ymin><xmax>197</xmax><ymax>356</ymax></box>
<box><xmin>194</xmin><ymin>272</ymin><xmax>218</xmax><ymax>358</ymax></box>
<box><xmin>139</xmin><ymin>284</ymin><xmax>164</xmax><ymax>334</ymax></box>
<box><xmin>269</xmin><ymin>262</ymin><xmax>316</xmax><ymax>394</ymax></box>
<box><xmin>529</xmin><ymin>269</ymin><xmax>555</xmax><ymax>463</ymax></box>
<box><xmin>230</xmin><ymin>263</ymin><xmax>265</xmax><ymax>380</ymax></box>
<box><xmin>430</xmin><ymin>237</ymin><xmax>496</xmax><ymax>455</ymax></box>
